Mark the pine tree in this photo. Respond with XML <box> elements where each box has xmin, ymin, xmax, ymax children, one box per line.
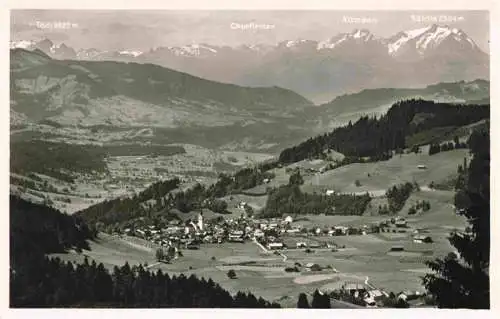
<box><xmin>310</xmin><ymin>289</ymin><xmax>330</xmax><ymax>308</ymax></box>
<box><xmin>297</xmin><ymin>293</ymin><xmax>310</xmax><ymax>308</ymax></box>
<box><xmin>423</xmin><ymin>129</ymin><xmax>489</xmax><ymax>308</ymax></box>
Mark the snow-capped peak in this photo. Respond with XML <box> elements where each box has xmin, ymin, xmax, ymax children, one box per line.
<box><xmin>285</xmin><ymin>39</ymin><xmax>309</xmax><ymax>48</ymax></box>
<box><xmin>352</xmin><ymin>29</ymin><xmax>373</xmax><ymax>40</ymax></box>
<box><xmin>317</xmin><ymin>34</ymin><xmax>347</xmax><ymax>50</ymax></box>
<box><xmin>406</xmin><ymin>26</ymin><xmax>432</xmax><ymax>39</ymax></box>
<box><xmin>416</xmin><ymin>25</ymin><xmax>475</xmax><ymax>51</ymax></box>
<box><xmin>388</xmin><ymin>24</ymin><xmax>477</xmax><ymax>56</ymax></box>
<box><xmin>317</xmin><ymin>29</ymin><xmax>374</xmax><ymax>50</ymax></box>
<box><xmin>119</xmin><ymin>50</ymin><xmax>143</xmax><ymax>57</ymax></box>
<box><xmin>10</xmin><ymin>40</ymin><xmax>36</xmax><ymax>49</ymax></box>
<box><xmin>168</xmin><ymin>43</ymin><xmax>218</xmax><ymax>57</ymax></box>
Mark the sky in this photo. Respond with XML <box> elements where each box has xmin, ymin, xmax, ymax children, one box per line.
<box><xmin>10</xmin><ymin>10</ymin><xmax>490</xmax><ymax>52</ymax></box>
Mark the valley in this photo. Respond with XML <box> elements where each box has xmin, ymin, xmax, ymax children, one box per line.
<box><xmin>9</xmin><ymin>13</ymin><xmax>490</xmax><ymax>309</ymax></box>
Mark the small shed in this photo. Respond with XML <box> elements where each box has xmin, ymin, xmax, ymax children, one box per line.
<box><xmin>304</xmin><ymin>263</ymin><xmax>322</xmax><ymax>271</ymax></box>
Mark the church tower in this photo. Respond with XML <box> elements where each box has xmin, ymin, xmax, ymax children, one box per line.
<box><xmin>197</xmin><ymin>211</ymin><xmax>204</xmax><ymax>231</ymax></box>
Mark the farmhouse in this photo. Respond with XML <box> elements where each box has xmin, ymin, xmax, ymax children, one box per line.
<box><xmin>228</xmin><ymin>230</ymin><xmax>244</xmax><ymax>242</ymax></box>
<box><xmin>267</xmin><ymin>242</ymin><xmax>284</xmax><ymax>250</ymax></box>
<box><xmin>296</xmin><ymin>242</ymin><xmax>307</xmax><ymax>248</ymax></box>
<box><xmin>417</xmin><ymin>165</ymin><xmax>427</xmax><ymax>169</ymax></box>
<box><xmin>363</xmin><ymin>289</ymin><xmax>386</xmax><ymax>306</ymax></box>
<box><xmin>332</xmin><ymin>226</ymin><xmax>349</xmax><ymax>235</ymax></box>
<box><xmin>343</xmin><ymin>283</ymin><xmax>366</xmax><ymax>296</ymax></box>
<box><xmin>413</xmin><ymin>235</ymin><xmax>433</xmax><ymax>243</ymax></box>
<box><xmin>304</xmin><ymin>263</ymin><xmax>322</xmax><ymax>271</ymax></box>
<box><xmin>395</xmin><ymin>220</ymin><xmax>407</xmax><ymax>228</ymax></box>
<box><xmin>397</xmin><ymin>290</ymin><xmax>420</xmax><ymax>301</ymax></box>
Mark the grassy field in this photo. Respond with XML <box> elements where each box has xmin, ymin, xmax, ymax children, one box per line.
<box><xmin>300</xmin><ymin>149</ymin><xmax>470</xmax><ymax>195</ymax></box>
<box><xmin>47</xmin><ymin>146</ymin><xmax>470</xmax><ymax>305</ymax></box>
<box><xmin>52</xmin><ymin>202</ymin><xmax>465</xmax><ymax>305</ymax></box>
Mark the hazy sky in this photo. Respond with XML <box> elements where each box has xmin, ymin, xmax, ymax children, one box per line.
<box><xmin>11</xmin><ymin>10</ymin><xmax>490</xmax><ymax>52</ymax></box>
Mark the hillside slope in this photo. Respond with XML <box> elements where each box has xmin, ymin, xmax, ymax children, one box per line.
<box><xmin>279</xmin><ymin>99</ymin><xmax>489</xmax><ymax>164</ymax></box>
<box><xmin>10</xmin><ymin>49</ymin><xmax>313</xmax><ymax>127</ymax></box>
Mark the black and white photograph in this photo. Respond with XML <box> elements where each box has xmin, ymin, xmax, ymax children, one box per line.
<box><xmin>4</xmin><ymin>2</ymin><xmax>493</xmax><ymax>314</ymax></box>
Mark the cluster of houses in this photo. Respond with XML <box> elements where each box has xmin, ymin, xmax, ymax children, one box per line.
<box><xmin>329</xmin><ymin>282</ymin><xmax>425</xmax><ymax>308</ymax></box>
<box><xmin>121</xmin><ymin>203</ymin><xmax>432</xmax><ymax>262</ymax></box>
<box><xmin>121</xmin><ymin>211</ymin><xmax>339</xmax><ymax>254</ymax></box>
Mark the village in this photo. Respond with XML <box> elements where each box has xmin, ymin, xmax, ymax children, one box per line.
<box><xmin>112</xmin><ymin>199</ymin><xmax>434</xmax><ymax>308</ymax></box>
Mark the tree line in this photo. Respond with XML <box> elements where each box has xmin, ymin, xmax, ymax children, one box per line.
<box><xmin>10</xmin><ymin>140</ymin><xmax>109</xmax><ymax>183</ymax></box>
<box><xmin>386</xmin><ymin>182</ymin><xmax>417</xmax><ymax>213</ymax></box>
<box><xmin>428</xmin><ymin>135</ymin><xmax>468</xmax><ymax>155</ymax></box>
<box><xmin>260</xmin><ymin>183</ymin><xmax>371</xmax><ymax>218</ymax></box>
<box><xmin>278</xmin><ymin>99</ymin><xmax>488</xmax><ymax>164</ymax></box>
<box><xmin>11</xmin><ymin>255</ymin><xmax>280</xmax><ymax>308</ymax></box>
<box><xmin>75</xmin><ymin>178</ymin><xmax>181</xmax><ymax>228</ymax></box>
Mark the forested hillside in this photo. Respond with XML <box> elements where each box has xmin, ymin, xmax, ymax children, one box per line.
<box><xmin>279</xmin><ymin>99</ymin><xmax>489</xmax><ymax>164</ymax></box>
<box><xmin>423</xmin><ymin>126</ymin><xmax>489</xmax><ymax>308</ymax></box>
<box><xmin>76</xmin><ymin>168</ymin><xmax>274</xmax><ymax>230</ymax></box>
<box><xmin>261</xmin><ymin>184</ymin><xmax>371</xmax><ymax>218</ymax></box>
<box><xmin>10</xmin><ymin>141</ymin><xmax>108</xmax><ymax>182</ymax></box>
<box><xmin>10</xmin><ymin>195</ymin><xmax>95</xmax><ymax>263</ymax></box>
<box><xmin>11</xmin><ymin>256</ymin><xmax>281</xmax><ymax>308</ymax></box>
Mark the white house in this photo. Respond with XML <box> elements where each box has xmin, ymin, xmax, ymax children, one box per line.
<box><xmin>267</xmin><ymin>242</ymin><xmax>284</xmax><ymax>250</ymax></box>
<box><xmin>296</xmin><ymin>242</ymin><xmax>307</xmax><ymax>248</ymax></box>
<box><xmin>284</xmin><ymin>215</ymin><xmax>294</xmax><ymax>223</ymax></box>
<box><xmin>326</xmin><ymin>190</ymin><xmax>335</xmax><ymax>196</ymax></box>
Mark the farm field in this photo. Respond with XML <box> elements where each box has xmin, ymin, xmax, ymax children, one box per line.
<box><xmin>53</xmin><ymin>195</ymin><xmax>466</xmax><ymax>306</ymax></box>
<box><xmin>300</xmin><ymin>149</ymin><xmax>470</xmax><ymax>195</ymax></box>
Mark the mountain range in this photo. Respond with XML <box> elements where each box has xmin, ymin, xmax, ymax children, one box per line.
<box><xmin>10</xmin><ymin>48</ymin><xmax>312</xmax><ymax>129</ymax></box>
<box><xmin>10</xmin><ymin>45</ymin><xmax>489</xmax><ymax>153</ymax></box>
<box><xmin>11</xmin><ymin>24</ymin><xmax>489</xmax><ymax>102</ymax></box>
